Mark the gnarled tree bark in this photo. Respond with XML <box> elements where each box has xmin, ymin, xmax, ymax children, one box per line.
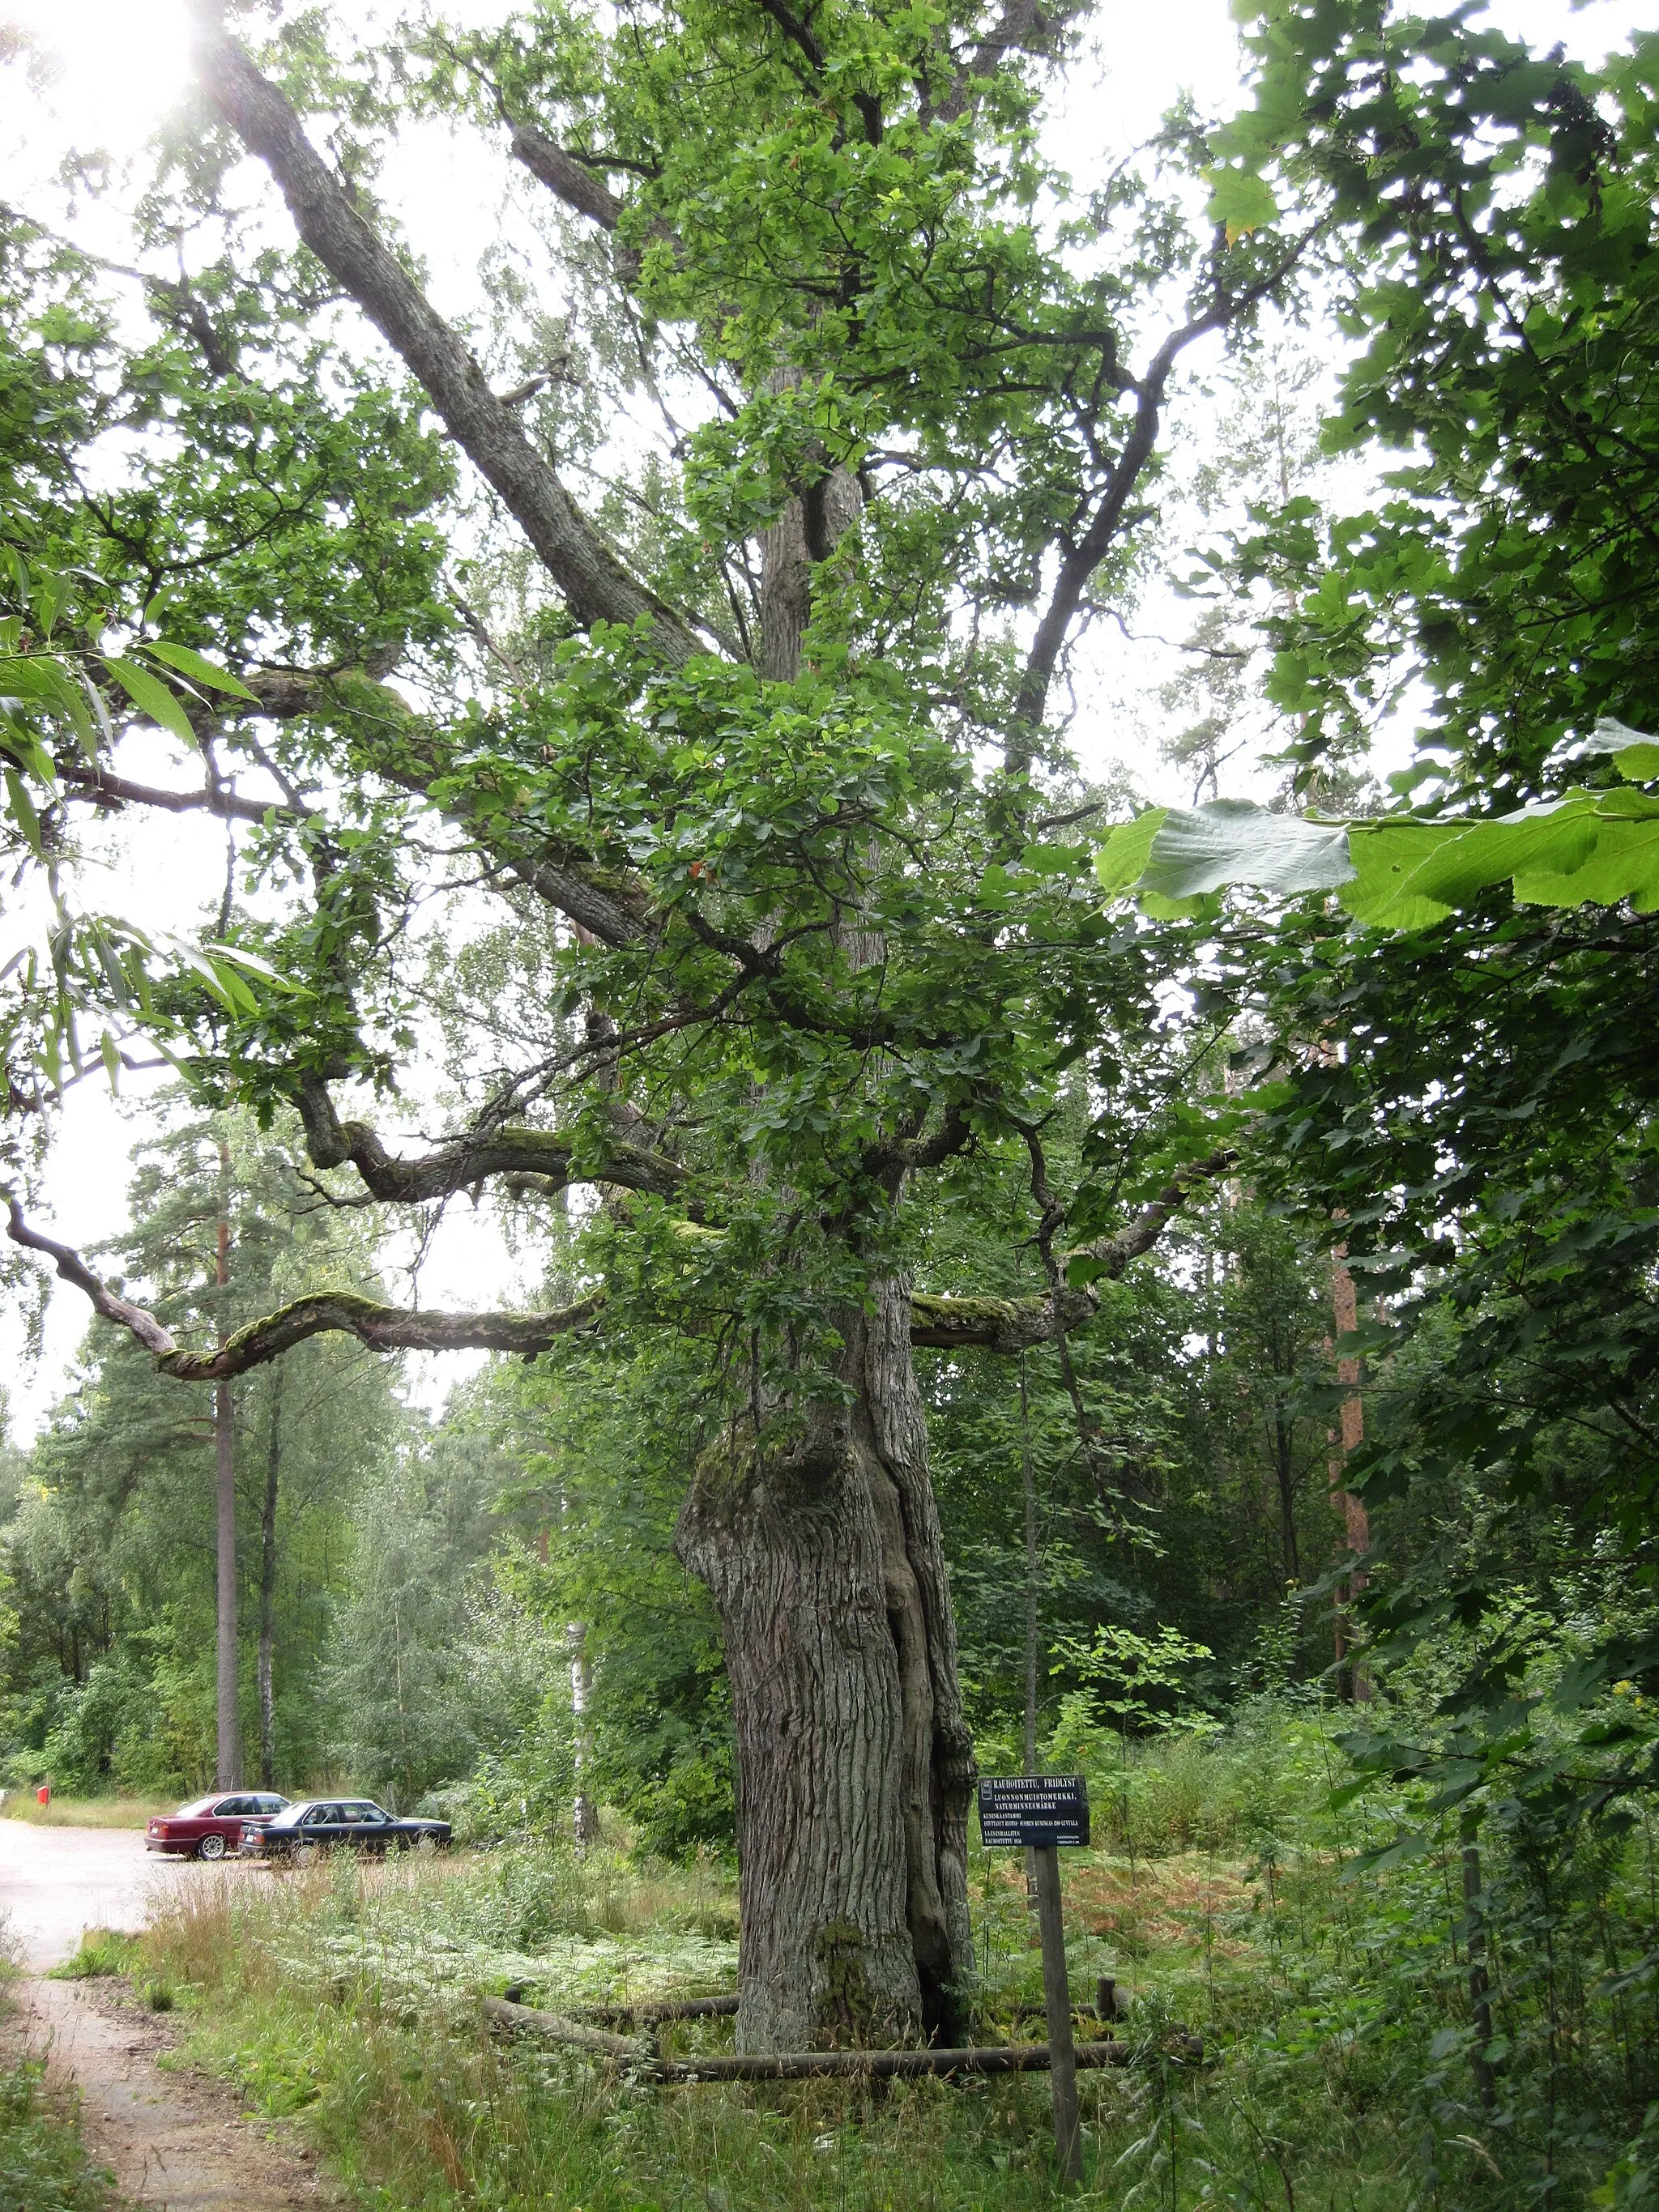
<box><xmin>676</xmin><ymin>1279</ymin><xmax>974</xmax><ymax>2051</ymax></box>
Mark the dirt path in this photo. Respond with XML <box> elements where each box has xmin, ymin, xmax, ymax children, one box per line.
<box><xmin>15</xmin><ymin>1974</ymin><xmax>343</xmax><ymax>2212</ymax></box>
<box><xmin>0</xmin><ymin>1823</ymin><xmax>343</xmax><ymax>2210</ymax></box>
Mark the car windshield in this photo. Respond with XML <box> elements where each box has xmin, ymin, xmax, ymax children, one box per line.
<box><xmin>176</xmin><ymin>1797</ymin><xmax>217</xmax><ymax>1818</ymax></box>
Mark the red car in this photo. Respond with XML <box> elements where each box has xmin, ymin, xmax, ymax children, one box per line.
<box><xmin>145</xmin><ymin>1791</ymin><xmax>290</xmax><ymax>1860</ymax></box>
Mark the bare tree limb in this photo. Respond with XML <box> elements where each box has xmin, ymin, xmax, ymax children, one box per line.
<box><xmin>911</xmin><ymin>1152</ymin><xmax>1234</xmax><ymax>1353</ymax></box>
<box><xmin>57</xmin><ymin>760</ymin><xmax>286</xmax><ymax>825</ymax></box>
<box><xmin>6</xmin><ymin>1198</ymin><xmax>177</xmax><ymax>1359</ymax></box>
<box><xmin>6</xmin><ymin>1198</ymin><xmax>602</xmax><ymax>1380</ymax></box>
<box><xmin>510</xmin><ymin>123</ymin><xmax>626</xmax><ymax>230</ymax></box>
<box><xmin>1008</xmin><ymin>237</ymin><xmax>1322</xmax><ymax>769</ymax></box>
<box><xmin>294</xmin><ymin>1079</ymin><xmax>688</xmax><ymax>1205</ymax></box>
<box><xmin>482</xmin><ymin>1993</ymin><xmax>1191</xmax><ymax>2074</ymax></box>
<box><xmin>190</xmin><ymin>14</ymin><xmax>699</xmax><ymax>657</ymax></box>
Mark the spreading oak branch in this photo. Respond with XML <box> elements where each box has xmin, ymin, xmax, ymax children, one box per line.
<box><xmin>5</xmin><ymin>1198</ymin><xmax>601</xmax><ymax>1379</ymax></box>
<box><xmin>293</xmin><ymin>1079</ymin><xmax>689</xmax><ymax>1206</ymax></box>
<box><xmin>191</xmin><ymin>11</ymin><xmax>700</xmax><ymax>658</ymax></box>
<box><xmin>910</xmin><ymin>1153</ymin><xmax>1233</xmax><ymax>1353</ymax></box>
<box><xmin>8</xmin><ymin>1149</ymin><xmax>1226</xmax><ymax>1381</ymax></box>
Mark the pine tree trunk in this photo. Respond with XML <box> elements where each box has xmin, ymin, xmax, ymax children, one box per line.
<box><xmin>675</xmin><ymin>1277</ymin><xmax>975</xmax><ymax>2052</ymax></box>
<box><xmin>258</xmin><ymin>1367</ymin><xmax>281</xmax><ymax>1790</ymax></box>
<box><xmin>215</xmin><ymin>1132</ymin><xmax>240</xmax><ymax>1789</ymax></box>
<box><xmin>215</xmin><ymin>1378</ymin><xmax>240</xmax><ymax>1788</ymax></box>
<box><xmin>1273</xmin><ymin>1411</ymin><xmax>1300</xmax><ymax>1582</ymax></box>
<box><xmin>1328</xmin><ymin>1243</ymin><xmax>1371</xmax><ymax>1703</ymax></box>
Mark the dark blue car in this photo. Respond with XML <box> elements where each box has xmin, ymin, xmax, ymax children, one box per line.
<box><xmin>249</xmin><ymin>1796</ymin><xmax>450</xmax><ymax>1860</ymax></box>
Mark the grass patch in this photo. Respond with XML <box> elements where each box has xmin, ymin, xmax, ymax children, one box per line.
<box><xmin>49</xmin><ymin>1931</ymin><xmax>145</xmax><ymax>1983</ymax></box>
<box><xmin>0</xmin><ymin>1795</ymin><xmax>170</xmax><ymax>1831</ymax></box>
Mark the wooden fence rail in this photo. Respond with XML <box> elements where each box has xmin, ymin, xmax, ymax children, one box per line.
<box><xmin>480</xmin><ymin>1994</ymin><xmax>1202</xmax><ymax>2082</ymax></box>
<box><xmin>564</xmin><ymin>1995</ymin><xmax>741</xmax><ymax>2026</ymax></box>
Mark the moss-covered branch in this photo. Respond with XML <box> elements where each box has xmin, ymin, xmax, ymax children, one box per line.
<box><xmin>6</xmin><ymin>1199</ymin><xmax>602</xmax><ymax>1380</ymax></box>
<box><xmin>912</xmin><ymin>1153</ymin><xmax>1233</xmax><ymax>1355</ymax></box>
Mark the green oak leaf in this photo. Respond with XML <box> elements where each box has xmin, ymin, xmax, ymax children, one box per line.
<box><xmin>1204</xmin><ymin>166</ymin><xmax>1280</xmax><ymax>242</ymax></box>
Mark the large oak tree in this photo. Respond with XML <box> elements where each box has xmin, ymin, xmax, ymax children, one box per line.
<box><xmin>0</xmin><ymin>0</ymin><xmax>1308</xmax><ymax>2044</ymax></box>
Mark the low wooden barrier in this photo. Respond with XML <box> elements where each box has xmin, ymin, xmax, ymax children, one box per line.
<box><xmin>480</xmin><ymin>1993</ymin><xmax>1202</xmax><ymax>2082</ymax></box>
<box><xmin>537</xmin><ymin>1993</ymin><xmax>740</xmax><ymax>2026</ymax></box>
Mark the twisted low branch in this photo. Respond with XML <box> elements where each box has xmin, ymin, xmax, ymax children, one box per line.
<box><xmin>5</xmin><ymin>1200</ymin><xmax>601</xmax><ymax>1379</ymax></box>
<box><xmin>295</xmin><ymin>1081</ymin><xmax>688</xmax><ymax>1206</ymax></box>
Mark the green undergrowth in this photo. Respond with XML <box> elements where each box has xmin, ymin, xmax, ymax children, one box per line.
<box><xmin>0</xmin><ymin>2060</ymin><xmax>118</xmax><ymax>2212</ymax></box>
<box><xmin>48</xmin><ymin>1931</ymin><xmax>143</xmax><ymax>1982</ymax></box>
<box><xmin>0</xmin><ymin>1924</ymin><xmax>119</xmax><ymax>2210</ymax></box>
<box><xmin>119</xmin><ymin>1706</ymin><xmax>1659</xmax><ymax>2210</ymax></box>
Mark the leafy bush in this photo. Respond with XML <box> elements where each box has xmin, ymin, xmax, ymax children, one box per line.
<box><xmin>0</xmin><ymin>2061</ymin><xmax>115</xmax><ymax>2212</ymax></box>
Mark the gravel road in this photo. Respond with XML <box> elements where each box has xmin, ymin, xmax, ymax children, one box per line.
<box><xmin>0</xmin><ymin>1818</ymin><xmax>198</xmax><ymax>1967</ymax></box>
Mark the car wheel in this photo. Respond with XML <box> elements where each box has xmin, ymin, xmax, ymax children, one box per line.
<box><xmin>196</xmin><ymin>1832</ymin><xmax>227</xmax><ymax>1861</ymax></box>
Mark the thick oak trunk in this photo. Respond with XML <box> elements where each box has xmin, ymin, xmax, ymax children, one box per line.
<box><xmin>676</xmin><ymin>1278</ymin><xmax>975</xmax><ymax>2051</ymax></box>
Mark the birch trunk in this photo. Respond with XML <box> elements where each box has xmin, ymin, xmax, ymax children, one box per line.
<box><xmin>568</xmin><ymin>1620</ymin><xmax>598</xmax><ymax>1844</ymax></box>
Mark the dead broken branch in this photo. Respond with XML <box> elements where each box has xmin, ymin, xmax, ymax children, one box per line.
<box><xmin>480</xmin><ymin>1994</ymin><xmax>1201</xmax><ymax>2080</ymax></box>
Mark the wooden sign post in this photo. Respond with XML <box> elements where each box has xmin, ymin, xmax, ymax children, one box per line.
<box><xmin>978</xmin><ymin>1775</ymin><xmax>1090</xmax><ymax>2186</ymax></box>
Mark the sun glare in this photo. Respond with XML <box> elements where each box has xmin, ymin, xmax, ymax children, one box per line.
<box><xmin>5</xmin><ymin>0</ymin><xmax>193</xmax><ymax>162</ymax></box>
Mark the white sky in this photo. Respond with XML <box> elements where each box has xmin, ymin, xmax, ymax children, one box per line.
<box><xmin>0</xmin><ymin>0</ymin><xmax>1647</xmax><ymax>1437</ymax></box>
